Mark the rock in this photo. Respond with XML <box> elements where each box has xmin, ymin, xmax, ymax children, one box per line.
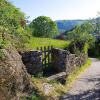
<box><xmin>47</xmin><ymin>72</ymin><xmax>67</xmax><ymax>81</ymax></box>
<box><xmin>43</xmin><ymin>83</ymin><xmax>54</xmax><ymax>95</ymax></box>
<box><xmin>0</xmin><ymin>46</ymin><xmax>35</xmax><ymax>100</ymax></box>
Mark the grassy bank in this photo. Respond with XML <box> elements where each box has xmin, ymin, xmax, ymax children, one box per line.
<box><xmin>26</xmin><ymin>37</ymin><xmax>70</xmax><ymax>50</ymax></box>
<box><xmin>65</xmin><ymin>59</ymin><xmax>91</xmax><ymax>91</ymax></box>
<box><xmin>31</xmin><ymin>59</ymin><xmax>91</xmax><ymax>99</ymax></box>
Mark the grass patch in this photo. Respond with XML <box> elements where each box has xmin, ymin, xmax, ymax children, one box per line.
<box><xmin>31</xmin><ymin>59</ymin><xmax>91</xmax><ymax>98</ymax></box>
<box><xmin>26</xmin><ymin>37</ymin><xmax>70</xmax><ymax>50</ymax></box>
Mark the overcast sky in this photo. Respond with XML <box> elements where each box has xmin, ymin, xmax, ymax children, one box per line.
<box><xmin>9</xmin><ymin>0</ymin><xmax>100</xmax><ymax>21</ymax></box>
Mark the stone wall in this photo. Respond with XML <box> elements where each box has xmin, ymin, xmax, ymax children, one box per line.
<box><xmin>20</xmin><ymin>51</ymin><xmax>42</xmax><ymax>75</ymax></box>
<box><xmin>20</xmin><ymin>48</ymin><xmax>88</xmax><ymax>76</ymax></box>
<box><xmin>51</xmin><ymin>48</ymin><xmax>70</xmax><ymax>73</ymax></box>
<box><xmin>51</xmin><ymin>48</ymin><xmax>88</xmax><ymax>75</ymax></box>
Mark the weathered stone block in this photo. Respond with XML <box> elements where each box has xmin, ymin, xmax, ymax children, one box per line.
<box><xmin>51</xmin><ymin>48</ymin><xmax>70</xmax><ymax>73</ymax></box>
<box><xmin>20</xmin><ymin>50</ymin><xmax>42</xmax><ymax>75</ymax></box>
<box><xmin>25</xmin><ymin>63</ymin><xmax>42</xmax><ymax>74</ymax></box>
<box><xmin>30</xmin><ymin>51</ymin><xmax>42</xmax><ymax>56</ymax></box>
<box><xmin>30</xmin><ymin>56</ymin><xmax>42</xmax><ymax>63</ymax></box>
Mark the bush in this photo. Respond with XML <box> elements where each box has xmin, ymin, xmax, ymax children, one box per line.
<box><xmin>68</xmin><ymin>39</ymin><xmax>90</xmax><ymax>55</ymax></box>
<box><xmin>66</xmin><ymin>21</ymin><xmax>95</xmax><ymax>55</ymax></box>
<box><xmin>0</xmin><ymin>38</ymin><xmax>10</xmax><ymax>49</ymax></box>
<box><xmin>89</xmin><ymin>39</ymin><xmax>100</xmax><ymax>57</ymax></box>
<box><xmin>0</xmin><ymin>0</ymin><xmax>31</xmax><ymax>50</ymax></box>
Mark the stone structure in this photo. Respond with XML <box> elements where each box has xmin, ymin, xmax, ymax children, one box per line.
<box><xmin>51</xmin><ymin>48</ymin><xmax>70</xmax><ymax>73</ymax></box>
<box><xmin>20</xmin><ymin>48</ymin><xmax>88</xmax><ymax>76</ymax></box>
<box><xmin>20</xmin><ymin>50</ymin><xmax>42</xmax><ymax>75</ymax></box>
<box><xmin>51</xmin><ymin>48</ymin><xmax>88</xmax><ymax>75</ymax></box>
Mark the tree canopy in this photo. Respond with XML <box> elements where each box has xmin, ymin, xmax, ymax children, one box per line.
<box><xmin>66</xmin><ymin>21</ymin><xmax>95</xmax><ymax>44</ymax></box>
<box><xmin>66</xmin><ymin>21</ymin><xmax>95</xmax><ymax>54</ymax></box>
<box><xmin>29</xmin><ymin>16</ymin><xmax>59</xmax><ymax>38</ymax></box>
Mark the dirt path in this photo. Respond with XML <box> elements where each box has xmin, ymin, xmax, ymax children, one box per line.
<box><xmin>60</xmin><ymin>58</ymin><xmax>100</xmax><ymax>100</ymax></box>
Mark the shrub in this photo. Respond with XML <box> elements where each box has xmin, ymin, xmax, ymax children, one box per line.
<box><xmin>0</xmin><ymin>38</ymin><xmax>10</xmax><ymax>49</ymax></box>
<box><xmin>0</xmin><ymin>0</ymin><xmax>31</xmax><ymax>50</ymax></box>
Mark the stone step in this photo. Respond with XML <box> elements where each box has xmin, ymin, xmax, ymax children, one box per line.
<box><xmin>47</xmin><ymin>72</ymin><xmax>67</xmax><ymax>81</ymax></box>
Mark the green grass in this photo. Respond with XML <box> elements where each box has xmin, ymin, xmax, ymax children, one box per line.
<box><xmin>26</xmin><ymin>37</ymin><xmax>70</xmax><ymax>50</ymax></box>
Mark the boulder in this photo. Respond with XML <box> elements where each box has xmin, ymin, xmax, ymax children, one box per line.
<box><xmin>0</xmin><ymin>46</ymin><xmax>35</xmax><ymax>100</ymax></box>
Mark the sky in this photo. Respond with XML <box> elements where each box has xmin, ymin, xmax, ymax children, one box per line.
<box><xmin>9</xmin><ymin>0</ymin><xmax>100</xmax><ymax>21</ymax></box>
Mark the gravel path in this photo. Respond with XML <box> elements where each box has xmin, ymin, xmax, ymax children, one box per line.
<box><xmin>60</xmin><ymin>58</ymin><xmax>100</xmax><ymax>100</ymax></box>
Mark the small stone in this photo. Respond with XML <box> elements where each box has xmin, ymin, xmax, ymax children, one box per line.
<box><xmin>43</xmin><ymin>83</ymin><xmax>54</xmax><ymax>95</ymax></box>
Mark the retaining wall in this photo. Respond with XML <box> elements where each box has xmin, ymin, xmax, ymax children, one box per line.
<box><xmin>51</xmin><ymin>48</ymin><xmax>88</xmax><ymax>74</ymax></box>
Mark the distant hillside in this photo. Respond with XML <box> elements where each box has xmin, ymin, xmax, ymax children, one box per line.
<box><xmin>56</xmin><ymin>20</ymin><xmax>86</xmax><ymax>33</ymax></box>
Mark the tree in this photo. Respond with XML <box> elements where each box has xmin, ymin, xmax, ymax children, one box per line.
<box><xmin>66</xmin><ymin>22</ymin><xmax>95</xmax><ymax>54</ymax></box>
<box><xmin>29</xmin><ymin>16</ymin><xmax>59</xmax><ymax>38</ymax></box>
<box><xmin>88</xmin><ymin>15</ymin><xmax>100</xmax><ymax>57</ymax></box>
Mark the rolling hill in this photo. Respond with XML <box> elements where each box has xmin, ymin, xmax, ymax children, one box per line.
<box><xmin>56</xmin><ymin>20</ymin><xmax>86</xmax><ymax>33</ymax></box>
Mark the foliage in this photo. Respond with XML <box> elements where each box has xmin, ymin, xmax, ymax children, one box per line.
<box><xmin>0</xmin><ymin>49</ymin><xmax>6</xmax><ymax>60</ymax></box>
<box><xmin>30</xmin><ymin>16</ymin><xmax>59</xmax><ymax>38</ymax></box>
<box><xmin>0</xmin><ymin>28</ymin><xmax>11</xmax><ymax>49</ymax></box>
<box><xmin>92</xmin><ymin>17</ymin><xmax>100</xmax><ymax>34</ymax></box>
<box><xmin>88</xmin><ymin>16</ymin><xmax>100</xmax><ymax>57</ymax></box>
<box><xmin>89</xmin><ymin>39</ymin><xmax>100</xmax><ymax>57</ymax></box>
<box><xmin>0</xmin><ymin>0</ymin><xmax>31</xmax><ymax>50</ymax></box>
<box><xmin>66</xmin><ymin>22</ymin><xmax>95</xmax><ymax>54</ymax></box>
<box><xmin>96</xmin><ymin>39</ymin><xmax>100</xmax><ymax>56</ymax></box>
<box><xmin>0</xmin><ymin>39</ymin><xmax>10</xmax><ymax>48</ymax></box>
<box><xmin>68</xmin><ymin>34</ymin><xmax>95</xmax><ymax>55</ymax></box>
<box><xmin>66</xmin><ymin>22</ymin><xmax>95</xmax><ymax>42</ymax></box>
<box><xmin>0</xmin><ymin>0</ymin><xmax>24</xmax><ymax>33</ymax></box>
<box><xmin>20</xmin><ymin>92</ymin><xmax>42</xmax><ymax>100</ymax></box>
<box><xmin>26</xmin><ymin>37</ymin><xmax>70</xmax><ymax>50</ymax></box>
